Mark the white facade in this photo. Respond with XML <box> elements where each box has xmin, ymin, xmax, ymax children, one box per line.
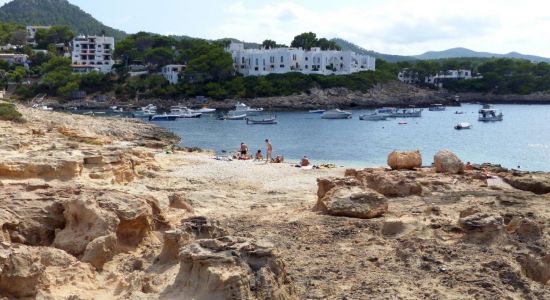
<box><xmin>398</xmin><ymin>68</ymin><xmax>476</xmax><ymax>87</ymax></box>
<box><xmin>226</xmin><ymin>42</ymin><xmax>375</xmax><ymax>76</ymax></box>
<box><xmin>71</xmin><ymin>35</ymin><xmax>115</xmax><ymax>74</ymax></box>
<box><xmin>162</xmin><ymin>64</ymin><xmax>185</xmax><ymax>84</ymax></box>
<box><xmin>26</xmin><ymin>26</ymin><xmax>51</xmax><ymax>44</ymax></box>
<box><xmin>0</xmin><ymin>53</ymin><xmax>29</xmax><ymax>68</ymax></box>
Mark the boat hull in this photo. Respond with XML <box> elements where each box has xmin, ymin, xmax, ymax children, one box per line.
<box><xmin>359</xmin><ymin>114</ymin><xmax>387</xmax><ymax>121</ymax></box>
<box><xmin>478</xmin><ymin>116</ymin><xmax>503</xmax><ymax>122</ymax></box>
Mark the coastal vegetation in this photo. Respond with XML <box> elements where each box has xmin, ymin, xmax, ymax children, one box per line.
<box><xmin>0</xmin><ymin>101</ymin><xmax>24</xmax><ymax>122</ymax></box>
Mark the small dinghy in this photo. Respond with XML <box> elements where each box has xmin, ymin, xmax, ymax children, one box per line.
<box><xmin>454</xmin><ymin>122</ymin><xmax>472</xmax><ymax>130</ymax></box>
<box><xmin>246</xmin><ymin>115</ymin><xmax>278</xmax><ymax>125</ymax></box>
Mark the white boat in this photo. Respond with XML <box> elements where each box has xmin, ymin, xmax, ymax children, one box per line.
<box><xmin>478</xmin><ymin>108</ymin><xmax>503</xmax><ymax>122</ymax></box>
<box><xmin>321</xmin><ymin>109</ymin><xmax>352</xmax><ymax>119</ymax></box>
<box><xmin>455</xmin><ymin>122</ymin><xmax>472</xmax><ymax>130</ymax></box>
<box><xmin>428</xmin><ymin>104</ymin><xmax>446</xmax><ymax>111</ymax></box>
<box><xmin>149</xmin><ymin>113</ymin><xmax>178</xmax><ymax>121</ymax></box>
<box><xmin>133</xmin><ymin>104</ymin><xmax>157</xmax><ymax>118</ymax></box>
<box><xmin>309</xmin><ymin>109</ymin><xmax>326</xmax><ymax>114</ymax></box>
<box><xmin>388</xmin><ymin>108</ymin><xmax>422</xmax><ymax>118</ymax></box>
<box><xmin>33</xmin><ymin>105</ymin><xmax>53</xmax><ymax>111</ymax></box>
<box><xmin>193</xmin><ymin>107</ymin><xmax>217</xmax><ymax>113</ymax></box>
<box><xmin>170</xmin><ymin>108</ymin><xmax>202</xmax><ymax>118</ymax></box>
<box><xmin>234</xmin><ymin>102</ymin><xmax>263</xmax><ymax>116</ymax></box>
<box><xmin>246</xmin><ymin>114</ymin><xmax>278</xmax><ymax>125</ymax></box>
<box><xmin>359</xmin><ymin>113</ymin><xmax>387</xmax><ymax>121</ymax></box>
<box><xmin>218</xmin><ymin>111</ymin><xmax>247</xmax><ymax>120</ymax></box>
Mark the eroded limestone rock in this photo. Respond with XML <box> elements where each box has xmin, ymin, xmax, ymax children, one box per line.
<box><xmin>314</xmin><ymin>186</ymin><xmax>388</xmax><ymax>219</ymax></box>
<box><xmin>387</xmin><ymin>150</ymin><xmax>422</xmax><ymax>170</ymax></box>
<box><xmin>434</xmin><ymin>149</ymin><xmax>464</xmax><ymax>174</ymax></box>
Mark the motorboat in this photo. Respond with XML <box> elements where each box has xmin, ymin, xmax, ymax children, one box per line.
<box><xmin>149</xmin><ymin>113</ymin><xmax>178</xmax><ymax>121</ymax></box>
<box><xmin>246</xmin><ymin>114</ymin><xmax>278</xmax><ymax>125</ymax></box>
<box><xmin>193</xmin><ymin>106</ymin><xmax>216</xmax><ymax>114</ymax></box>
<box><xmin>218</xmin><ymin>111</ymin><xmax>247</xmax><ymax>120</ymax></box>
<box><xmin>309</xmin><ymin>109</ymin><xmax>326</xmax><ymax>114</ymax></box>
<box><xmin>478</xmin><ymin>106</ymin><xmax>503</xmax><ymax>122</ymax></box>
<box><xmin>428</xmin><ymin>104</ymin><xmax>446</xmax><ymax>111</ymax></box>
<box><xmin>455</xmin><ymin>122</ymin><xmax>472</xmax><ymax>130</ymax></box>
<box><xmin>33</xmin><ymin>104</ymin><xmax>53</xmax><ymax>111</ymax></box>
<box><xmin>388</xmin><ymin>108</ymin><xmax>422</xmax><ymax>118</ymax></box>
<box><xmin>233</xmin><ymin>102</ymin><xmax>264</xmax><ymax>116</ymax></box>
<box><xmin>170</xmin><ymin>107</ymin><xmax>202</xmax><ymax>118</ymax></box>
<box><xmin>133</xmin><ymin>104</ymin><xmax>157</xmax><ymax>118</ymax></box>
<box><xmin>321</xmin><ymin>109</ymin><xmax>352</xmax><ymax>119</ymax></box>
<box><xmin>359</xmin><ymin>113</ymin><xmax>387</xmax><ymax>121</ymax></box>
<box><xmin>454</xmin><ymin>111</ymin><xmax>464</xmax><ymax>114</ymax></box>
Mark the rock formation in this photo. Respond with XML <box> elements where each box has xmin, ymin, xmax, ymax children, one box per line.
<box><xmin>434</xmin><ymin>149</ymin><xmax>464</xmax><ymax>174</ymax></box>
<box><xmin>387</xmin><ymin>150</ymin><xmax>422</xmax><ymax>170</ymax></box>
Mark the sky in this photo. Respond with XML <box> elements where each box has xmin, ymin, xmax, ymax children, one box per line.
<box><xmin>3</xmin><ymin>0</ymin><xmax>550</xmax><ymax>57</ymax></box>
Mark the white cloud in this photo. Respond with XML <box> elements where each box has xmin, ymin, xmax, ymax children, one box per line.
<box><xmin>211</xmin><ymin>0</ymin><xmax>550</xmax><ymax>57</ymax></box>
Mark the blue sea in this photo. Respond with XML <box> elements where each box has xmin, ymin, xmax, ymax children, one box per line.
<box><xmin>152</xmin><ymin>104</ymin><xmax>550</xmax><ymax>171</ymax></box>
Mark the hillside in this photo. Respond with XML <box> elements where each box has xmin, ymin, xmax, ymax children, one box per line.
<box><xmin>0</xmin><ymin>0</ymin><xmax>126</xmax><ymax>40</ymax></box>
<box><xmin>415</xmin><ymin>47</ymin><xmax>550</xmax><ymax>63</ymax></box>
<box><xmin>332</xmin><ymin>38</ymin><xmax>416</xmax><ymax>62</ymax></box>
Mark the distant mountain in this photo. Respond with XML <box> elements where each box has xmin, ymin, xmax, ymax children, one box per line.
<box><xmin>414</xmin><ymin>47</ymin><xmax>550</xmax><ymax>63</ymax></box>
<box><xmin>0</xmin><ymin>0</ymin><xmax>126</xmax><ymax>40</ymax></box>
<box><xmin>331</xmin><ymin>38</ymin><xmax>415</xmax><ymax>62</ymax></box>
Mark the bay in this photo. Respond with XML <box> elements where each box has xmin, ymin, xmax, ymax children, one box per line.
<box><xmin>153</xmin><ymin>104</ymin><xmax>550</xmax><ymax>171</ymax></box>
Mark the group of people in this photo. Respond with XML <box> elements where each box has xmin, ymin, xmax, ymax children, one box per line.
<box><xmin>236</xmin><ymin>139</ymin><xmax>309</xmax><ymax>165</ymax></box>
<box><xmin>236</xmin><ymin>139</ymin><xmax>279</xmax><ymax>162</ymax></box>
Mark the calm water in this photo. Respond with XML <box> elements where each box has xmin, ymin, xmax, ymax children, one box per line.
<box><xmin>152</xmin><ymin>104</ymin><xmax>550</xmax><ymax>171</ymax></box>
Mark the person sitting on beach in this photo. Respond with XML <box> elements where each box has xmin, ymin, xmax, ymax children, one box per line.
<box><xmin>240</xmin><ymin>142</ymin><xmax>248</xmax><ymax>156</ymax></box>
<box><xmin>300</xmin><ymin>156</ymin><xmax>310</xmax><ymax>167</ymax></box>
<box><xmin>272</xmin><ymin>155</ymin><xmax>284</xmax><ymax>163</ymax></box>
<box><xmin>255</xmin><ymin>150</ymin><xmax>263</xmax><ymax>161</ymax></box>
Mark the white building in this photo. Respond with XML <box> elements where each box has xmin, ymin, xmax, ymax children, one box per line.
<box><xmin>398</xmin><ymin>69</ymin><xmax>476</xmax><ymax>87</ymax></box>
<box><xmin>0</xmin><ymin>53</ymin><xmax>29</xmax><ymax>68</ymax></box>
<box><xmin>26</xmin><ymin>26</ymin><xmax>51</xmax><ymax>44</ymax></box>
<box><xmin>226</xmin><ymin>42</ymin><xmax>375</xmax><ymax>77</ymax></box>
<box><xmin>162</xmin><ymin>64</ymin><xmax>185</xmax><ymax>84</ymax></box>
<box><xmin>71</xmin><ymin>35</ymin><xmax>115</xmax><ymax>74</ymax></box>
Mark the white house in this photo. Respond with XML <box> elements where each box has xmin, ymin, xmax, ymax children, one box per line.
<box><xmin>71</xmin><ymin>35</ymin><xmax>115</xmax><ymax>74</ymax></box>
<box><xmin>398</xmin><ymin>69</ymin><xmax>476</xmax><ymax>87</ymax></box>
<box><xmin>0</xmin><ymin>53</ymin><xmax>29</xmax><ymax>68</ymax></box>
<box><xmin>226</xmin><ymin>42</ymin><xmax>375</xmax><ymax>77</ymax></box>
<box><xmin>26</xmin><ymin>26</ymin><xmax>51</xmax><ymax>44</ymax></box>
<box><xmin>162</xmin><ymin>64</ymin><xmax>185</xmax><ymax>84</ymax></box>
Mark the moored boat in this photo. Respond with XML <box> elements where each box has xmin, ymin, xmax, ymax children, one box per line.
<box><xmin>388</xmin><ymin>108</ymin><xmax>422</xmax><ymax>118</ymax></box>
<box><xmin>218</xmin><ymin>110</ymin><xmax>247</xmax><ymax>120</ymax></box>
<box><xmin>359</xmin><ymin>113</ymin><xmax>387</xmax><ymax>121</ymax></box>
<box><xmin>376</xmin><ymin>107</ymin><xmax>396</xmax><ymax>114</ymax></box>
<box><xmin>234</xmin><ymin>102</ymin><xmax>264</xmax><ymax>116</ymax></box>
<box><xmin>309</xmin><ymin>109</ymin><xmax>326</xmax><ymax>114</ymax></box>
<box><xmin>246</xmin><ymin>115</ymin><xmax>278</xmax><ymax>125</ymax></box>
<box><xmin>149</xmin><ymin>113</ymin><xmax>178</xmax><ymax>121</ymax></box>
<box><xmin>321</xmin><ymin>109</ymin><xmax>352</xmax><ymax>119</ymax></box>
<box><xmin>478</xmin><ymin>106</ymin><xmax>503</xmax><ymax>122</ymax></box>
<box><xmin>170</xmin><ymin>107</ymin><xmax>202</xmax><ymax>118</ymax></box>
<box><xmin>193</xmin><ymin>107</ymin><xmax>216</xmax><ymax>113</ymax></box>
<box><xmin>454</xmin><ymin>122</ymin><xmax>472</xmax><ymax>130</ymax></box>
<box><xmin>428</xmin><ymin>104</ymin><xmax>446</xmax><ymax>111</ymax></box>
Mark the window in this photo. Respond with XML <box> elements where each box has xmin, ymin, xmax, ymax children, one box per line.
<box><xmin>280</xmin><ymin>64</ymin><xmax>285</xmax><ymax>68</ymax></box>
<box><xmin>254</xmin><ymin>67</ymin><xmax>259</xmax><ymax>71</ymax></box>
<box><xmin>305</xmin><ymin>57</ymin><xmax>308</xmax><ymax>61</ymax></box>
<box><xmin>242</xmin><ymin>57</ymin><xmax>245</xmax><ymax>64</ymax></box>
<box><xmin>255</xmin><ymin>58</ymin><xmax>259</xmax><ymax>65</ymax></box>
<box><xmin>280</xmin><ymin>56</ymin><xmax>283</xmax><ymax>63</ymax></box>
<box><xmin>305</xmin><ymin>65</ymin><xmax>308</xmax><ymax>69</ymax></box>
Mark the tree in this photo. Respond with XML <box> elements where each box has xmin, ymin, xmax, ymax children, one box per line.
<box><xmin>262</xmin><ymin>40</ymin><xmax>277</xmax><ymax>49</ymax></box>
<box><xmin>184</xmin><ymin>45</ymin><xmax>234</xmax><ymax>83</ymax></box>
<box><xmin>35</xmin><ymin>26</ymin><xmax>75</xmax><ymax>49</ymax></box>
<box><xmin>8</xmin><ymin>66</ymin><xmax>27</xmax><ymax>83</ymax></box>
<box><xmin>317</xmin><ymin>38</ymin><xmax>341</xmax><ymax>50</ymax></box>
<box><xmin>9</xmin><ymin>29</ymin><xmax>27</xmax><ymax>45</ymax></box>
<box><xmin>290</xmin><ymin>32</ymin><xmax>318</xmax><ymax>50</ymax></box>
<box><xmin>144</xmin><ymin>47</ymin><xmax>175</xmax><ymax>69</ymax></box>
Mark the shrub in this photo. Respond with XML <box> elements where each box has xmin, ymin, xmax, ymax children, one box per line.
<box><xmin>0</xmin><ymin>102</ymin><xmax>24</xmax><ymax>122</ymax></box>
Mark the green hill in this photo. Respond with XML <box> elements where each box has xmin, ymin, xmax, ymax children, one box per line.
<box><xmin>331</xmin><ymin>38</ymin><xmax>415</xmax><ymax>62</ymax></box>
<box><xmin>0</xmin><ymin>0</ymin><xmax>126</xmax><ymax>40</ymax></box>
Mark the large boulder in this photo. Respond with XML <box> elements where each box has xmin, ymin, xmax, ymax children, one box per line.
<box><xmin>164</xmin><ymin>236</ymin><xmax>297</xmax><ymax>300</ymax></box>
<box><xmin>355</xmin><ymin>170</ymin><xmax>423</xmax><ymax>197</ymax></box>
<box><xmin>387</xmin><ymin>150</ymin><xmax>422</xmax><ymax>170</ymax></box>
<box><xmin>81</xmin><ymin>233</ymin><xmax>117</xmax><ymax>270</ymax></box>
<box><xmin>315</xmin><ymin>186</ymin><xmax>388</xmax><ymax>219</ymax></box>
<box><xmin>434</xmin><ymin>149</ymin><xmax>464</xmax><ymax>174</ymax></box>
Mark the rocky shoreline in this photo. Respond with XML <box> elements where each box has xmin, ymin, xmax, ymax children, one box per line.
<box><xmin>1</xmin><ymin>107</ymin><xmax>550</xmax><ymax>299</ymax></box>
